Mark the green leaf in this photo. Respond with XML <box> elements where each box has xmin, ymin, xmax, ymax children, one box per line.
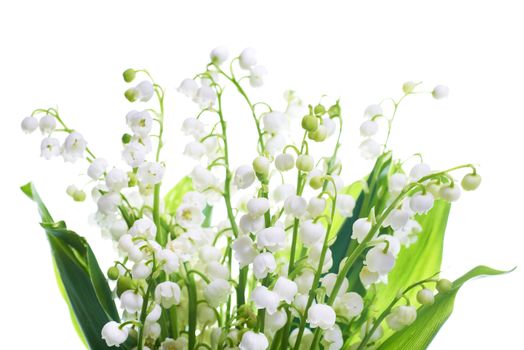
<box><xmin>377</xmin><ymin>265</ymin><xmax>513</xmax><ymax>350</ymax></box>
<box><xmin>164</xmin><ymin>176</ymin><xmax>194</xmax><ymax>215</ymax></box>
<box><xmin>372</xmin><ymin>200</ymin><xmax>451</xmax><ymax>314</ymax></box>
<box><xmin>21</xmin><ymin>182</ymin><xmax>129</xmax><ymax>350</ymax></box>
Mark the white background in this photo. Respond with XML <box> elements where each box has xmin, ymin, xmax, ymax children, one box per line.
<box><xmin>1</xmin><ymin>1</ymin><xmax>522</xmax><ymax>349</ymax></box>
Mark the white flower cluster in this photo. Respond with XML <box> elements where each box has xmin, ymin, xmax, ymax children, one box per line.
<box><xmin>22</xmin><ymin>47</ymin><xmax>480</xmax><ymax>350</ymax></box>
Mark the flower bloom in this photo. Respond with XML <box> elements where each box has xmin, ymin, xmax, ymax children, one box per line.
<box><xmin>101</xmin><ymin>321</ymin><xmax>128</xmax><ymax>347</ymax></box>
<box><xmin>154</xmin><ymin>281</ymin><xmax>181</xmax><ymax>308</ymax></box>
<box><xmin>307</xmin><ymin>304</ymin><xmax>336</xmax><ymax>330</ymax></box>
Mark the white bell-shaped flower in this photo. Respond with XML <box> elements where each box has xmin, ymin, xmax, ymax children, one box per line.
<box><xmin>334</xmin><ymin>292</ymin><xmax>364</xmax><ymax>318</ymax></box>
<box><xmin>409</xmin><ymin>192</ymin><xmax>434</xmax><ymax>214</ymax></box>
<box><xmin>176</xmin><ymin>204</ymin><xmax>205</xmax><ymax>228</ymax></box>
<box><xmin>375</xmin><ymin>235</ymin><xmax>401</xmax><ymax>257</ymax></box>
<box><xmin>389</xmin><ymin>173</ymin><xmax>408</xmax><ymax>193</ymax></box>
<box><xmin>409</xmin><ymin>163</ymin><xmax>431</xmax><ymax>181</ymax></box>
<box><xmin>210</xmin><ymin>46</ymin><xmax>229</xmax><ymax>65</ymax></box>
<box><xmin>205</xmin><ymin>261</ymin><xmax>229</xmax><ymax>280</ymax></box>
<box><xmin>360</xmin><ymin>120</ymin><xmax>379</xmax><ymax>137</ymax></box>
<box><xmin>131</xmin><ymin>261</ymin><xmax>152</xmax><ymax>279</ymax></box>
<box><xmin>239</xmin><ymin>331</ymin><xmax>269</xmax><ymax>350</ymax></box>
<box><xmin>307</xmin><ymin>304</ymin><xmax>336</xmax><ymax>330</ymax></box>
<box><xmin>359</xmin><ymin>138</ymin><xmax>381</xmax><ymax>160</ymax></box>
<box><xmin>307</xmin><ymin>197</ymin><xmax>326</xmax><ymax>218</ymax></box>
<box><xmin>289</xmin><ymin>328</ymin><xmax>313</xmax><ymax>350</ymax></box>
<box><xmin>101</xmin><ymin>321</ymin><xmax>129</xmax><ymax>347</ymax></box>
<box><xmin>234</xmin><ymin>165</ymin><xmax>256</xmax><ymax>189</ymax></box>
<box><xmin>386</xmin><ymin>305</ymin><xmax>417</xmax><ymax>330</ymax></box>
<box><xmin>275</xmin><ymin>153</ymin><xmax>295</xmax><ymax>172</ymax></box>
<box><xmin>365</xmin><ymin>246</ymin><xmax>396</xmax><ymax>274</ymax></box>
<box><xmin>360</xmin><ymin>323</ymin><xmax>384</xmax><ymax>342</ymax></box>
<box><xmin>105</xmin><ymin>168</ymin><xmax>129</xmax><ymax>192</ymax></box>
<box><xmin>191</xmin><ymin>165</ymin><xmax>218</xmax><ymax>192</ymax></box>
<box><xmin>40</xmin><ymin>137</ymin><xmax>61</xmax><ymax>159</ymax></box>
<box><xmin>239</xmin><ymin>47</ymin><xmax>257</xmax><ymax>69</ymax></box>
<box><xmin>122</xmin><ymin>141</ymin><xmax>147</xmax><ymax>168</ymax></box>
<box><xmin>308</xmin><ymin>244</ymin><xmax>332</xmax><ymax>273</ymax></box>
<box><xmin>272</xmin><ymin>277</ymin><xmax>298</xmax><ymax>303</ymax></box>
<box><xmin>62</xmin><ymin>132</ymin><xmax>87</xmax><ymax>162</ymax></box>
<box><xmin>253</xmin><ymin>252</ymin><xmax>277</xmax><ymax>279</ymax></box>
<box><xmin>87</xmin><ymin>158</ymin><xmax>108</xmax><ymax>180</ymax></box>
<box><xmin>249</xmin><ymin>65</ymin><xmax>268</xmax><ymax>88</ymax></box>
<box><xmin>432</xmin><ymin>85</ymin><xmax>449</xmax><ymax>99</ymax></box>
<box><xmin>320</xmin><ymin>273</ymin><xmax>348</xmax><ymax>298</ymax></box>
<box><xmin>97</xmin><ymin>192</ymin><xmax>120</xmax><ymax>214</ymax></box>
<box><xmin>138</xmin><ymin>161</ymin><xmax>165</xmax><ymax>185</ymax></box>
<box><xmin>194</xmin><ymin>85</ymin><xmax>217</xmax><ymax>109</ymax></box>
<box><xmin>439</xmin><ymin>184</ymin><xmax>461</xmax><ymax>202</ymax></box>
<box><xmin>265</xmin><ymin>309</ymin><xmax>287</xmax><ymax>333</ymax></box>
<box><xmin>126</xmin><ymin>110</ymin><xmax>153</xmax><ymax>137</ymax></box>
<box><xmin>21</xmin><ymin>116</ymin><xmax>38</xmax><ymax>133</ymax></box>
<box><xmin>272</xmin><ymin>184</ymin><xmax>295</xmax><ymax>203</ymax></box>
<box><xmin>39</xmin><ymin>114</ymin><xmax>56</xmax><ymax>134</ymax></box>
<box><xmin>256</xmin><ymin>227</ymin><xmax>286</xmax><ymax>252</ymax></box>
<box><xmin>294</xmin><ymin>270</ymin><xmax>314</xmax><ymax>294</ymax></box>
<box><xmin>385</xmin><ymin>208</ymin><xmax>410</xmax><ymax>231</ymax></box>
<box><xmin>336</xmin><ymin>194</ymin><xmax>356</xmax><ymax>217</ymax></box>
<box><xmin>262</xmin><ymin>111</ymin><xmax>287</xmax><ymax>134</ymax></box>
<box><xmin>129</xmin><ymin>217</ymin><xmax>157</xmax><ymax>239</ymax></box>
<box><xmin>135</xmin><ymin>81</ymin><xmax>154</xmax><ymax>102</ymax></box>
<box><xmin>204</xmin><ymin>279</ymin><xmax>231</xmax><ymax>307</ymax></box>
<box><xmin>247</xmin><ymin>198</ymin><xmax>270</xmax><ymax>218</ymax></box>
<box><xmin>363</xmin><ymin>104</ymin><xmax>383</xmax><ymax>118</ymax></box>
<box><xmin>299</xmin><ymin>220</ymin><xmax>325</xmax><ymax>247</ymax></box>
<box><xmin>183</xmin><ymin>141</ymin><xmax>207</xmax><ymax>160</ymax></box>
<box><xmin>251</xmin><ymin>286</ymin><xmax>280</xmax><ymax>315</ymax></box>
<box><xmin>156</xmin><ymin>249</ymin><xmax>179</xmax><ymax>274</ymax></box>
<box><xmin>360</xmin><ymin>265</ymin><xmax>380</xmax><ymax>287</ymax></box>
<box><xmin>284</xmin><ymin>195</ymin><xmax>307</xmax><ymax>217</ymax></box>
<box><xmin>239</xmin><ymin>214</ymin><xmax>265</xmax><ymax>235</ymax></box>
<box><xmin>154</xmin><ymin>281</ymin><xmax>181</xmax><ymax>309</ymax></box>
<box><xmin>321</xmin><ymin>325</ymin><xmax>343</xmax><ymax>350</ymax></box>
<box><xmin>178</xmin><ymin>79</ymin><xmax>199</xmax><ymax>99</ymax></box>
<box><xmin>120</xmin><ymin>290</ymin><xmax>143</xmax><ymax>313</ymax></box>
<box><xmin>352</xmin><ymin>218</ymin><xmax>373</xmax><ymax>243</ymax></box>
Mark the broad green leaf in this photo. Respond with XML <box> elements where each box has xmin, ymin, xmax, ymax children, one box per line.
<box><xmin>22</xmin><ymin>182</ymin><xmax>129</xmax><ymax>350</ymax></box>
<box><xmin>164</xmin><ymin>176</ymin><xmax>194</xmax><ymax>215</ymax></box>
<box><xmin>372</xmin><ymin>200</ymin><xmax>451</xmax><ymax>314</ymax></box>
<box><xmin>377</xmin><ymin>265</ymin><xmax>513</xmax><ymax>350</ymax></box>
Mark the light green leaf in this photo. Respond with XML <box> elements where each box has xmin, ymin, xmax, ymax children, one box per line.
<box><xmin>377</xmin><ymin>265</ymin><xmax>513</xmax><ymax>350</ymax></box>
<box><xmin>164</xmin><ymin>176</ymin><xmax>194</xmax><ymax>215</ymax></box>
<box><xmin>22</xmin><ymin>182</ymin><xmax>129</xmax><ymax>350</ymax></box>
<box><xmin>373</xmin><ymin>200</ymin><xmax>451</xmax><ymax>314</ymax></box>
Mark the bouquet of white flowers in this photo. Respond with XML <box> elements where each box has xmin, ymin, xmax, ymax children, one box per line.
<box><xmin>21</xmin><ymin>47</ymin><xmax>509</xmax><ymax>350</ymax></box>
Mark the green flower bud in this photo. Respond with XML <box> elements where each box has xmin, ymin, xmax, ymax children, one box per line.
<box><xmin>296</xmin><ymin>154</ymin><xmax>314</xmax><ymax>172</ymax></box>
<box><xmin>308</xmin><ymin>125</ymin><xmax>327</xmax><ymax>142</ymax></box>
<box><xmin>402</xmin><ymin>81</ymin><xmax>416</xmax><ymax>94</ymax></box>
<box><xmin>309</xmin><ymin>176</ymin><xmax>324</xmax><ymax>189</ymax></box>
<box><xmin>416</xmin><ymin>288</ymin><xmax>435</xmax><ymax>305</ymax></box>
<box><xmin>253</xmin><ymin>156</ymin><xmax>270</xmax><ymax>176</ymax></box>
<box><xmin>301</xmin><ymin>114</ymin><xmax>318</xmax><ymax>132</ymax></box>
<box><xmin>461</xmin><ymin>173</ymin><xmax>481</xmax><ymax>191</ymax></box>
<box><xmin>73</xmin><ymin>190</ymin><xmax>86</xmax><ymax>202</ymax></box>
<box><xmin>123</xmin><ymin>68</ymin><xmax>136</xmax><ymax>83</ymax></box>
<box><xmin>122</xmin><ymin>133</ymin><xmax>132</xmax><ymax>144</ymax></box>
<box><xmin>127</xmin><ymin>171</ymin><xmax>137</xmax><ymax>187</ymax></box>
<box><xmin>107</xmin><ymin>266</ymin><xmax>120</xmax><ymax>281</ymax></box>
<box><xmin>124</xmin><ymin>88</ymin><xmax>138</xmax><ymax>102</ymax></box>
<box><xmin>116</xmin><ymin>276</ymin><xmax>136</xmax><ymax>297</ymax></box>
<box><xmin>66</xmin><ymin>185</ymin><xmax>77</xmax><ymax>197</ymax></box>
<box><xmin>314</xmin><ymin>103</ymin><xmax>326</xmax><ymax>116</ymax></box>
<box><xmin>328</xmin><ymin>103</ymin><xmax>341</xmax><ymax>118</ymax></box>
<box><xmin>436</xmin><ymin>279</ymin><xmax>453</xmax><ymax>293</ymax></box>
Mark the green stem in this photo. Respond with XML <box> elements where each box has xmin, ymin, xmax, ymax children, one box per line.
<box><xmin>184</xmin><ymin>262</ymin><xmax>198</xmax><ymax>350</ymax></box>
<box><xmin>136</xmin><ymin>281</ymin><xmax>154</xmax><ymax>350</ymax></box>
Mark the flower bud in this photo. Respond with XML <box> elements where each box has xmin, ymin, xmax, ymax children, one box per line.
<box><xmin>402</xmin><ymin>81</ymin><xmax>416</xmax><ymax>94</ymax></box>
<box><xmin>116</xmin><ymin>276</ymin><xmax>135</xmax><ymax>297</ymax></box>
<box><xmin>328</xmin><ymin>103</ymin><xmax>341</xmax><ymax>118</ymax></box>
<box><xmin>296</xmin><ymin>155</ymin><xmax>314</xmax><ymax>172</ymax></box>
<box><xmin>432</xmin><ymin>85</ymin><xmax>449</xmax><ymax>99</ymax></box>
<box><xmin>121</xmin><ymin>133</ymin><xmax>132</xmax><ymax>144</ymax></box>
<box><xmin>275</xmin><ymin>153</ymin><xmax>294</xmax><ymax>172</ymax></box>
<box><xmin>299</xmin><ymin>220</ymin><xmax>325</xmax><ymax>247</ymax></box>
<box><xmin>307</xmin><ymin>197</ymin><xmax>326</xmax><ymax>217</ymax></box>
<box><xmin>21</xmin><ymin>116</ymin><xmax>38</xmax><ymax>133</ymax></box>
<box><xmin>409</xmin><ymin>192</ymin><xmax>434</xmax><ymax>214</ymax></box>
<box><xmin>239</xmin><ymin>331</ymin><xmax>268</xmax><ymax>350</ymax></box>
<box><xmin>308</xmin><ymin>124</ymin><xmax>327</xmax><ymax>142</ymax></box>
<box><xmin>73</xmin><ymin>190</ymin><xmax>86</xmax><ymax>202</ymax></box>
<box><xmin>314</xmin><ymin>104</ymin><xmax>326</xmax><ymax>115</ymax></box>
<box><xmin>309</xmin><ymin>176</ymin><xmax>323</xmax><ymax>189</ymax></box>
<box><xmin>107</xmin><ymin>266</ymin><xmax>120</xmax><ymax>280</ymax></box>
<box><xmin>124</xmin><ymin>88</ymin><xmax>139</xmax><ymax>102</ymax></box>
<box><xmin>39</xmin><ymin>114</ymin><xmax>56</xmax><ymax>134</ymax></box>
<box><xmin>417</xmin><ymin>288</ymin><xmax>435</xmax><ymax>305</ymax></box>
<box><xmin>239</xmin><ymin>47</ymin><xmax>257</xmax><ymax>69</ymax></box>
<box><xmin>364</xmin><ymin>104</ymin><xmax>383</xmax><ymax>118</ymax></box>
<box><xmin>439</xmin><ymin>184</ymin><xmax>461</xmax><ymax>202</ymax></box>
<box><xmin>461</xmin><ymin>173</ymin><xmax>481</xmax><ymax>191</ymax></box>
<box><xmin>352</xmin><ymin>218</ymin><xmax>372</xmax><ymax>243</ymax></box>
<box><xmin>301</xmin><ymin>114</ymin><xmax>318</xmax><ymax>132</ymax></box>
<box><xmin>210</xmin><ymin>46</ymin><xmax>229</xmax><ymax>65</ymax></box>
<box><xmin>284</xmin><ymin>195</ymin><xmax>307</xmax><ymax>217</ymax></box>
<box><xmin>253</xmin><ymin>156</ymin><xmax>270</xmax><ymax>176</ymax></box>
<box><xmin>336</xmin><ymin>194</ymin><xmax>356</xmax><ymax>217</ymax></box>
<box><xmin>123</xmin><ymin>68</ymin><xmax>136</xmax><ymax>82</ymax></box>
<box><xmin>360</xmin><ymin>120</ymin><xmax>379</xmax><ymax>137</ymax></box>
<box><xmin>235</xmin><ymin>165</ymin><xmax>256</xmax><ymax>189</ymax></box>
<box><xmin>436</xmin><ymin>278</ymin><xmax>453</xmax><ymax>293</ymax></box>
<box><xmin>101</xmin><ymin>321</ymin><xmax>128</xmax><ymax>347</ymax></box>
<box><xmin>359</xmin><ymin>138</ymin><xmax>381</xmax><ymax>160</ymax></box>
